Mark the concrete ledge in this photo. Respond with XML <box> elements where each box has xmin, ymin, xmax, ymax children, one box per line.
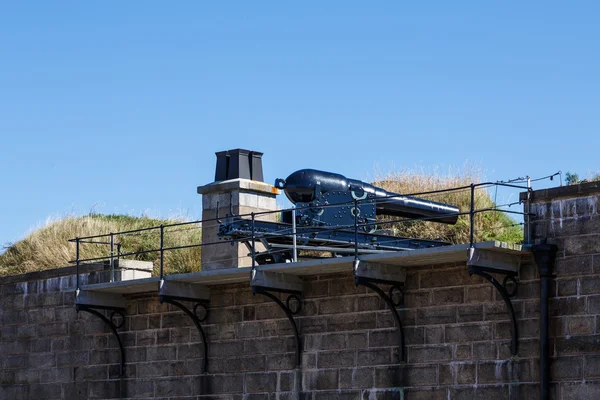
<box><xmin>197</xmin><ymin>178</ymin><xmax>280</xmax><ymax>195</ymax></box>
<box><xmin>78</xmin><ymin>241</ymin><xmax>530</xmax><ymax>295</ymax></box>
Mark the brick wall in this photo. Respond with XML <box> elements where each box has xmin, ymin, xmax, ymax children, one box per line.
<box><xmin>528</xmin><ymin>181</ymin><xmax>600</xmax><ymax>399</ymax></box>
<box><xmin>1</xmin><ymin>182</ymin><xmax>599</xmax><ymax>399</ymax></box>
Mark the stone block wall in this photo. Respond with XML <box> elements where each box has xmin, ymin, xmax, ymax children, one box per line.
<box><xmin>527</xmin><ymin>181</ymin><xmax>600</xmax><ymax>399</ymax></box>
<box><xmin>0</xmin><ymin>181</ymin><xmax>599</xmax><ymax>399</ymax></box>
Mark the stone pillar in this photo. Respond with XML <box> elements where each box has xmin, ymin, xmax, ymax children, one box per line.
<box><xmin>197</xmin><ymin>150</ymin><xmax>279</xmax><ymax>270</ymax></box>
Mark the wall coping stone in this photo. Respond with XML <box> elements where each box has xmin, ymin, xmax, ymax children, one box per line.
<box><xmin>197</xmin><ymin>178</ymin><xmax>280</xmax><ymax>195</ymax></box>
<box><xmin>520</xmin><ymin>181</ymin><xmax>600</xmax><ymax>203</ymax></box>
<box><xmin>0</xmin><ymin>262</ymin><xmax>105</xmax><ymax>285</ymax></box>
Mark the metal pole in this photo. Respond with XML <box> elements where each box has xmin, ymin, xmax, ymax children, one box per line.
<box><xmin>109</xmin><ymin>233</ymin><xmax>114</xmax><ymax>282</ymax></box>
<box><xmin>160</xmin><ymin>225</ymin><xmax>164</xmax><ymax>280</ymax></box>
<box><xmin>533</xmin><ymin>244</ymin><xmax>557</xmax><ymax>400</ymax></box>
<box><xmin>292</xmin><ymin>209</ymin><xmax>297</xmax><ymax>262</ymax></box>
<box><xmin>469</xmin><ymin>184</ymin><xmax>475</xmax><ymax>247</ymax></box>
<box><xmin>76</xmin><ymin>238</ymin><xmax>80</xmax><ymax>291</ymax></box>
<box><xmin>251</xmin><ymin>213</ymin><xmax>256</xmax><ymax>268</ymax></box>
<box><xmin>540</xmin><ymin>272</ymin><xmax>550</xmax><ymax>400</ymax></box>
<box><xmin>354</xmin><ymin>198</ymin><xmax>359</xmax><ymax>261</ymax></box>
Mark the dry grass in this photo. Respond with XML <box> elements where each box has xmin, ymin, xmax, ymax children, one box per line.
<box><xmin>374</xmin><ymin>167</ymin><xmax>523</xmax><ymax>244</ymax></box>
<box><xmin>0</xmin><ymin>167</ymin><xmax>523</xmax><ymax>278</ymax></box>
<box><xmin>0</xmin><ymin>214</ymin><xmax>201</xmax><ymax>277</ymax></box>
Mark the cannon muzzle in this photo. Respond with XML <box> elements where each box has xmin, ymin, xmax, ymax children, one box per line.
<box><xmin>276</xmin><ymin>169</ymin><xmax>459</xmax><ymax>224</ymax></box>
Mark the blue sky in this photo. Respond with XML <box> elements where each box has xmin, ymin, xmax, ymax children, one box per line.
<box><xmin>1</xmin><ymin>2</ymin><xmax>598</xmax><ymax>248</ymax></box>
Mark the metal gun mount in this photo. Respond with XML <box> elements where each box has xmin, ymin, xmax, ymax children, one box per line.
<box><xmin>218</xmin><ymin>169</ymin><xmax>460</xmax><ymax>264</ymax></box>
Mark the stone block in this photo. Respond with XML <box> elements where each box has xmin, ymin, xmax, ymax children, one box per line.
<box><xmin>458</xmin><ymin>304</ymin><xmax>484</xmax><ymax>322</ymax></box>
<box><xmin>549</xmin><ymin>296</ymin><xmax>585</xmax><ymax>317</ymax></box>
<box><xmin>408</xmin><ymin>345</ymin><xmax>452</xmax><ymax>363</ymax></box>
<box><xmin>424</xmin><ymin>326</ymin><xmax>444</xmax><ymax>344</ymax></box>
<box><xmin>568</xmin><ymin>316</ymin><xmax>595</xmax><ymax>335</ymax></box>
<box><xmin>137</xmin><ymin>362</ymin><xmax>170</xmax><ymax>377</ymax></box>
<box><xmin>302</xmin><ymin>369</ymin><xmax>339</xmax><ymax>391</ymax></box>
<box><xmin>420</xmin><ymin>268</ymin><xmax>472</xmax><ymax>288</ymax></box>
<box><xmin>465</xmin><ymin>285</ymin><xmax>493</xmax><ymax>303</ymax></box>
<box><xmin>560</xmin><ymin>381</ymin><xmax>600</xmax><ymax>400</ymax></box>
<box><xmin>446</xmin><ymin>323</ymin><xmax>492</xmax><ymax>343</ymax></box>
<box><xmin>581</xmin><ymin>276</ymin><xmax>600</xmax><ymax>294</ymax></box>
<box><xmin>193</xmin><ymin>374</ymin><xmax>244</xmax><ymax>394</ymax></box>
<box><xmin>555</xmin><ymin>255</ymin><xmax>593</xmax><ymax>276</ymax></box>
<box><xmin>318</xmin><ymin>350</ymin><xmax>355</xmax><ymax>368</ymax></box>
<box><xmin>338</xmin><ymin>367</ymin><xmax>374</xmax><ymax>389</ymax></box>
<box><xmin>155</xmin><ymin>376</ymin><xmax>192</xmax><ymax>397</ymax></box>
<box><xmin>550</xmin><ymin>356</ymin><xmax>583</xmax><ymax>381</ymax></box>
<box><xmin>245</xmin><ymin>372</ymin><xmax>278</xmax><ymax>393</ymax></box>
<box><xmin>357</xmin><ymin>295</ymin><xmax>384</xmax><ymax>312</ymax></box>
<box><xmin>266</xmin><ymin>354</ymin><xmax>295</xmax><ymax>371</ymax></box>
<box><xmin>356</xmin><ymin>348</ymin><xmax>392</xmax><ymax>366</ymax></box>
<box><xmin>374</xmin><ymin>364</ymin><xmax>437</xmax><ymax>387</ymax></box>
<box><xmin>439</xmin><ymin>362</ymin><xmax>476</xmax><ymax>385</ymax></box>
<box><xmin>402</xmin><ymin>387</ymin><xmax>446</xmax><ymax>400</ymax></box>
<box><xmin>318</xmin><ymin>297</ymin><xmax>357</xmax><ymax>315</ymax></box>
<box><xmin>432</xmin><ymin>287</ymin><xmax>464</xmax><ymax>305</ymax></box>
<box><xmin>584</xmin><ymin>355</ymin><xmax>600</xmax><ymax>379</ymax></box>
<box><xmin>557</xmin><ymin>278</ymin><xmax>578</xmax><ymax>296</ymax></box>
<box><xmin>326</xmin><ymin>313</ymin><xmax>376</xmax><ymax>332</ymax></box>
<box><xmin>416</xmin><ymin>306</ymin><xmax>457</xmax><ymax>325</ymax></box>
<box><xmin>563</xmin><ymin>235</ymin><xmax>600</xmax><ymax>256</ymax></box>
<box><xmin>477</xmin><ymin>359</ymin><xmax>535</xmax><ymax>383</ymax></box>
<box><xmin>243</xmin><ymin>337</ymin><xmax>291</xmax><ymax>355</ymax></box>
<box><xmin>403</xmin><ymin>290</ymin><xmax>430</xmax><ymax>308</ymax></box>
<box><xmin>304</xmin><ymin>333</ymin><xmax>346</xmax><ymax>351</ymax></box>
<box><xmin>455</xmin><ymin>344</ymin><xmax>471</xmax><ymax>360</ymax></box>
<box><xmin>556</xmin><ymin>335</ymin><xmax>600</xmax><ymax>355</ymax></box>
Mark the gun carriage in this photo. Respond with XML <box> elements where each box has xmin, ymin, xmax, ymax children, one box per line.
<box><xmin>218</xmin><ymin>169</ymin><xmax>460</xmax><ymax>264</ymax></box>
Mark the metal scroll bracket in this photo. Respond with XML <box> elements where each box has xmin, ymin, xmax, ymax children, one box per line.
<box><xmin>158</xmin><ymin>280</ymin><xmax>211</xmax><ymax>373</ymax></box>
<box><xmin>353</xmin><ymin>260</ymin><xmax>407</xmax><ymax>363</ymax></box>
<box><xmin>75</xmin><ymin>290</ymin><xmax>127</xmax><ymax>377</ymax></box>
<box><xmin>467</xmin><ymin>247</ymin><xmax>521</xmax><ymax>355</ymax></box>
<box><xmin>251</xmin><ymin>270</ymin><xmax>303</xmax><ymax>366</ymax></box>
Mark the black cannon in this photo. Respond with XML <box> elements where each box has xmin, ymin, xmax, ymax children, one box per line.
<box><xmin>276</xmin><ymin>169</ymin><xmax>459</xmax><ymax>228</ymax></box>
<box><xmin>218</xmin><ymin>169</ymin><xmax>460</xmax><ymax>264</ymax></box>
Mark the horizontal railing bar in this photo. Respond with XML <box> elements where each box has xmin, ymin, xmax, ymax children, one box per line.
<box><xmin>70</xmin><ymin>182</ymin><xmax>518</xmax><ymax>242</ymax></box>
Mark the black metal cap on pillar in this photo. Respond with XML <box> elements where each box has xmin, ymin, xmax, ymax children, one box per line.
<box><xmin>214</xmin><ymin>149</ymin><xmax>264</xmax><ymax>182</ymax></box>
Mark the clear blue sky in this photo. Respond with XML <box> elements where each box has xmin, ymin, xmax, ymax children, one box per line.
<box><xmin>1</xmin><ymin>2</ymin><xmax>598</xmax><ymax>248</ymax></box>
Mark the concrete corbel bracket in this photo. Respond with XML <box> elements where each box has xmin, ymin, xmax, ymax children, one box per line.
<box><xmin>251</xmin><ymin>270</ymin><xmax>303</xmax><ymax>366</ymax></box>
<box><xmin>467</xmin><ymin>247</ymin><xmax>520</xmax><ymax>356</ymax></box>
<box><xmin>353</xmin><ymin>260</ymin><xmax>406</xmax><ymax>363</ymax></box>
<box><xmin>158</xmin><ymin>279</ymin><xmax>211</xmax><ymax>373</ymax></box>
<box><xmin>75</xmin><ymin>290</ymin><xmax>127</xmax><ymax>379</ymax></box>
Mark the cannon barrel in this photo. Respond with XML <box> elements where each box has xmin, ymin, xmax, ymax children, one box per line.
<box><xmin>276</xmin><ymin>169</ymin><xmax>460</xmax><ymax>224</ymax></box>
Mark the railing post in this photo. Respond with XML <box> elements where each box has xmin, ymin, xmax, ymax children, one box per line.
<box><xmin>292</xmin><ymin>209</ymin><xmax>298</xmax><ymax>262</ymax></box>
<box><xmin>469</xmin><ymin>184</ymin><xmax>475</xmax><ymax>247</ymax></box>
<box><xmin>76</xmin><ymin>238</ymin><xmax>80</xmax><ymax>291</ymax></box>
<box><xmin>160</xmin><ymin>225</ymin><xmax>165</xmax><ymax>280</ymax></box>
<box><xmin>526</xmin><ymin>176</ymin><xmax>532</xmax><ymax>245</ymax></box>
<box><xmin>110</xmin><ymin>233</ymin><xmax>115</xmax><ymax>282</ymax></box>
<box><xmin>251</xmin><ymin>213</ymin><xmax>256</xmax><ymax>267</ymax></box>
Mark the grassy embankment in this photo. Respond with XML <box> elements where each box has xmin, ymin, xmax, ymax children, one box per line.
<box><xmin>0</xmin><ymin>215</ymin><xmax>201</xmax><ymax>277</ymax></box>
<box><xmin>0</xmin><ymin>169</ymin><xmax>523</xmax><ymax>277</ymax></box>
<box><xmin>375</xmin><ymin>169</ymin><xmax>523</xmax><ymax>244</ymax></box>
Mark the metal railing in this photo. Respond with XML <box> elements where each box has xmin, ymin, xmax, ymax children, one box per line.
<box><xmin>70</xmin><ymin>179</ymin><xmax>538</xmax><ymax>291</ymax></box>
